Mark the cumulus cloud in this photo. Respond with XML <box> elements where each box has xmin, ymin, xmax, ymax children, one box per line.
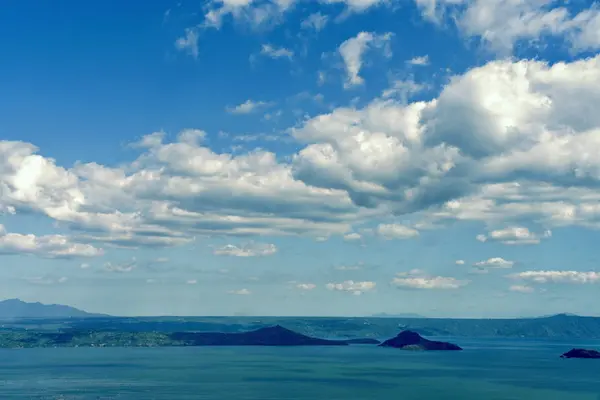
<box><xmin>296</xmin><ymin>283</ymin><xmax>317</xmax><ymax>290</ymax></box>
<box><xmin>473</xmin><ymin>257</ymin><xmax>514</xmax><ymax>272</ymax></box>
<box><xmin>5</xmin><ymin>54</ymin><xmax>600</xmax><ymax>253</ymax></box>
<box><xmin>455</xmin><ymin>259</ymin><xmax>465</xmax><ymax>265</ymax></box>
<box><xmin>186</xmin><ymin>279</ymin><xmax>198</xmax><ymax>285</ymax></box>
<box><xmin>509</xmin><ymin>270</ymin><xmax>600</xmax><ymax>284</ymax></box>
<box><xmin>376</xmin><ymin>223</ymin><xmax>419</xmax><ymax>239</ymax></box>
<box><xmin>477</xmin><ymin>227</ymin><xmax>551</xmax><ymax>245</ymax></box>
<box><xmin>226</xmin><ymin>99</ymin><xmax>272</xmax><ymax>114</ymax></box>
<box><xmin>392</xmin><ymin>269</ymin><xmax>468</xmax><ymax>289</ymax></box>
<box><xmin>0</xmin><ymin>225</ymin><xmax>102</xmax><ymax>259</ymax></box>
<box><xmin>343</xmin><ymin>232</ymin><xmax>362</xmax><ymax>241</ymax></box>
<box><xmin>415</xmin><ymin>0</ymin><xmax>600</xmax><ymax>54</ymax></box>
<box><xmin>338</xmin><ymin>31</ymin><xmax>393</xmax><ymax>88</ymax></box>
<box><xmin>213</xmin><ymin>242</ymin><xmax>277</xmax><ymax>257</ymax></box>
<box><xmin>228</xmin><ymin>288</ymin><xmax>252</xmax><ymax>295</ymax></box>
<box><xmin>407</xmin><ymin>55</ymin><xmax>430</xmax><ymax>66</ymax></box>
<box><xmin>260</xmin><ymin>44</ymin><xmax>294</xmax><ymax>59</ymax></box>
<box><xmin>326</xmin><ymin>280</ymin><xmax>376</xmax><ymax>295</ymax></box>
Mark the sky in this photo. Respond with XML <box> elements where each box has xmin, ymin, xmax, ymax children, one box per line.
<box><xmin>1</xmin><ymin>0</ymin><xmax>600</xmax><ymax>318</ymax></box>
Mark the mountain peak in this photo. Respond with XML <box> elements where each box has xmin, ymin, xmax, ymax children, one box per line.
<box><xmin>0</xmin><ymin>298</ymin><xmax>105</xmax><ymax>319</ymax></box>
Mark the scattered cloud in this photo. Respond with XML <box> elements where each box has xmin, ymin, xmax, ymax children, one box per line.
<box><xmin>175</xmin><ymin>28</ymin><xmax>199</xmax><ymax>59</ymax></box>
<box><xmin>260</xmin><ymin>44</ymin><xmax>294</xmax><ymax>60</ymax></box>
<box><xmin>301</xmin><ymin>12</ymin><xmax>328</xmax><ymax>31</ymax></box>
<box><xmin>203</xmin><ymin>0</ymin><xmax>296</xmax><ymax>30</ymax></box>
<box><xmin>509</xmin><ymin>270</ymin><xmax>600</xmax><ymax>284</ymax></box>
<box><xmin>0</xmin><ymin>225</ymin><xmax>103</xmax><ymax>259</ymax></box>
<box><xmin>343</xmin><ymin>232</ymin><xmax>362</xmax><ymax>241</ymax></box>
<box><xmin>477</xmin><ymin>228</ymin><xmax>552</xmax><ymax>245</ymax></box>
<box><xmin>186</xmin><ymin>279</ymin><xmax>197</xmax><ymax>285</ymax></box>
<box><xmin>24</xmin><ymin>276</ymin><xmax>68</xmax><ymax>285</ymax></box>
<box><xmin>393</xmin><ymin>269</ymin><xmax>468</xmax><ymax>289</ymax></box>
<box><xmin>455</xmin><ymin>260</ymin><xmax>465</xmax><ymax>265</ymax></box>
<box><xmin>104</xmin><ymin>260</ymin><xmax>136</xmax><ymax>273</ymax></box>
<box><xmin>338</xmin><ymin>31</ymin><xmax>393</xmax><ymax>88</ymax></box>
<box><xmin>80</xmin><ymin>263</ymin><xmax>91</xmax><ymax>269</ymax></box>
<box><xmin>415</xmin><ymin>0</ymin><xmax>600</xmax><ymax>54</ymax></box>
<box><xmin>334</xmin><ymin>264</ymin><xmax>362</xmax><ymax>271</ymax></box>
<box><xmin>326</xmin><ymin>280</ymin><xmax>376</xmax><ymax>295</ymax></box>
<box><xmin>296</xmin><ymin>283</ymin><xmax>317</xmax><ymax>290</ymax></box>
<box><xmin>228</xmin><ymin>288</ymin><xmax>252</xmax><ymax>295</ymax></box>
<box><xmin>226</xmin><ymin>99</ymin><xmax>272</xmax><ymax>114</ymax></box>
<box><xmin>376</xmin><ymin>223</ymin><xmax>419</xmax><ymax>240</ymax></box>
<box><xmin>407</xmin><ymin>55</ymin><xmax>430</xmax><ymax>66</ymax></box>
<box><xmin>509</xmin><ymin>284</ymin><xmax>535</xmax><ymax>293</ymax></box>
<box><xmin>213</xmin><ymin>242</ymin><xmax>277</xmax><ymax>257</ymax></box>
<box><xmin>473</xmin><ymin>257</ymin><xmax>514</xmax><ymax>272</ymax></box>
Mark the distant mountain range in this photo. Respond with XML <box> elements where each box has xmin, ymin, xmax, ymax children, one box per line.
<box><xmin>0</xmin><ymin>299</ymin><xmax>105</xmax><ymax>319</ymax></box>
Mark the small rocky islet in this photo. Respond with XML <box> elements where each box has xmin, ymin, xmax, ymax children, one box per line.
<box><xmin>560</xmin><ymin>348</ymin><xmax>600</xmax><ymax>359</ymax></box>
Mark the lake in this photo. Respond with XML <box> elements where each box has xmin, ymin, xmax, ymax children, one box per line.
<box><xmin>1</xmin><ymin>338</ymin><xmax>599</xmax><ymax>399</ymax></box>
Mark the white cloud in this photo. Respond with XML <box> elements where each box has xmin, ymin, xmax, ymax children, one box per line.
<box><xmin>343</xmin><ymin>232</ymin><xmax>362</xmax><ymax>241</ymax></box>
<box><xmin>455</xmin><ymin>259</ymin><xmax>465</xmax><ymax>265</ymax></box>
<box><xmin>226</xmin><ymin>99</ymin><xmax>272</xmax><ymax>114</ymax></box>
<box><xmin>0</xmin><ymin>225</ymin><xmax>103</xmax><ymax>259</ymax></box>
<box><xmin>301</xmin><ymin>12</ymin><xmax>328</xmax><ymax>31</ymax></box>
<box><xmin>415</xmin><ymin>0</ymin><xmax>600</xmax><ymax>54</ymax></box>
<box><xmin>393</xmin><ymin>269</ymin><xmax>468</xmax><ymax>289</ymax></box>
<box><xmin>296</xmin><ymin>283</ymin><xmax>316</xmax><ymax>290</ymax></box>
<box><xmin>381</xmin><ymin>79</ymin><xmax>428</xmax><ymax>103</ymax></box>
<box><xmin>80</xmin><ymin>263</ymin><xmax>91</xmax><ymax>269</ymax></box>
<box><xmin>322</xmin><ymin>0</ymin><xmax>392</xmax><ymax>13</ymax></box>
<box><xmin>186</xmin><ymin>279</ymin><xmax>197</xmax><ymax>285</ymax></box>
<box><xmin>407</xmin><ymin>55</ymin><xmax>429</xmax><ymax>66</ymax></box>
<box><xmin>213</xmin><ymin>242</ymin><xmax>277</xmax><ymax>257</ymax></box>
<box><xmin>175</xmin><ymin>28</ymin><xmax>199</xmax><ymax>59</ymax></box>
<box><xmin>260</xmin><ymin>44</ymin><xmax>294</xmax><ymax>59</ymax></box>
<box><xmin>509</xmin><ymin>270</ymin><xmax>600</xmax><ymax>284</ymax></box>
<box><xmin>5</xmin><ymin>54</ymin><xmax>600</xmax><ymax>253</ymax></box>
<box><xmin>104</xmin><ymin>260</ymin><xmax>136</xmax><ymax>273</ymax></box>
<box><xmin>326</xmin><ymin>280</ymin><xmax>376</xmax><ymax>295</ymax></box>
<box><xmin>146</xmin><ymin>278</ymin><xmax>157</xmax><ymax>284</ymax></box>
<box><xmin>474</xmin><ymin>257</ymin><xmax>514</xmax><ymax>268</ymax></box>
<box><xmin>203</xmin><ymin>0</ymin><xmax>296</xmax><ymax>29</ymax></box>
<box><xmin>477</xmin><ymin>227</ymin><xmax>551</xmax><ymax>245</ymax></box>
<box><xmin>228</xmin><ymin>288</ymin><xmax>252</xmax><ymax>295</ymax></box>
<box><xmin>338</xmin><ymin>31</ymin><xmax>393</xmax><ymax>88</ymax></box>
<box><xmin>509</xmin><ymin>284</ymin><xmax>534</xmax><ymax>293</ymax></box>
<box><xmin>376</xmin><ymin>223</ymin><xmax>419</xmax><ymax>239</ymax></box>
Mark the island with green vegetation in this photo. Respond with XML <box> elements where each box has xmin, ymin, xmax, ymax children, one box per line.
<box><xmin>0</xmin><ymin>325</ymin><xmax>380</xmax><ymax>349</ymax></box>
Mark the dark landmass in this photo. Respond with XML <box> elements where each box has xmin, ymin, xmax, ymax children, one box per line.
<box><xmin>0</xmin><ymin>299</ymin><xmax>105</xmax><ymax>319</ymax></box>
<box><xmin>2</xmin><ymin>303</ymin><xmax>600</xmax><ymax>339</ymax></box>
<box><xmin>379</xmin><ymin>330</ymin><xmax>462</xmax><ymax>351</ymax></box>
<box><xmin>169</xmin><ymin>325</ymin><xmax>350</xmax><ymax>346</ymax></box>
<box><xmin>560</xmin><ymin>348</ymin><xmax>600</xmax><ymax>359</ymax></box>
<box><xmin>0</xmin><ymin>325</ymin><xmax>382</xmax><ymax>348</ymax></box>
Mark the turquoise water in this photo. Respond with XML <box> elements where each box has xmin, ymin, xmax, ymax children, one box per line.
<box><xmin>1</xmin><ymin>339</ymin><xmax>599</xmax><ymax>399</ymax></box>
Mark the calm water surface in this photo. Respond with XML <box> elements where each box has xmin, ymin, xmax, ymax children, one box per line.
<box><xmin>1</xmin><ymin>338</ymin><xmax>599</xmax><ymax>399</ymax></box>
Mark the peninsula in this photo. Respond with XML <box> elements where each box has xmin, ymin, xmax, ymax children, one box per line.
<box><xmin>560</xmin><ymin>348</ymin><xmax>600</xmax><ymax>359</ymax></box>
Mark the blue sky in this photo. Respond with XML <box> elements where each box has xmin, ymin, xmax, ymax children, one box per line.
<box><xmin>1</xmin><ymin>0</ymin><xmax>600</xmax><ymax>317</ymax></box>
